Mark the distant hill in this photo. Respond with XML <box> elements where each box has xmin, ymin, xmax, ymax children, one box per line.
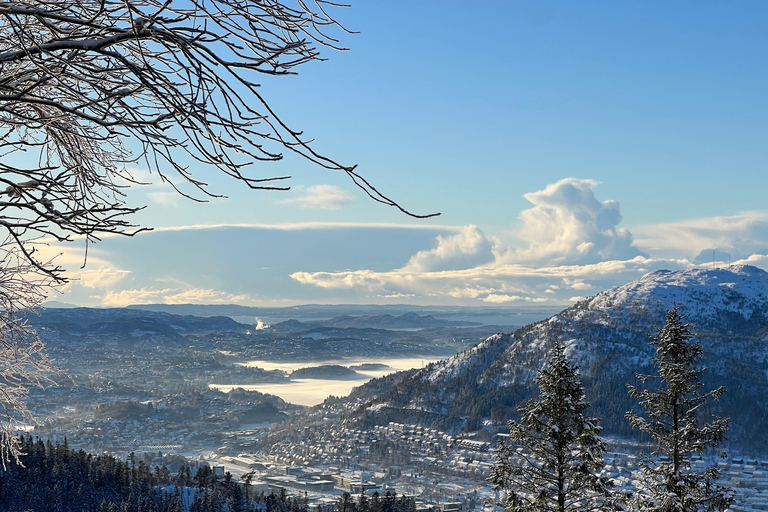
<box><xmin>28</xmin><ymin>306</ymin><xmax>506</xmax><ymax>359</ymax></box>
<box><xmin>270</xmin><ymin>312</ymin><xmax>479</xmax><ymax>331</ymax></box>
<box><xmin>322</xmin><ymin>312</ymin><xmax>478</xmax><ymax>329</ymax></box>
<box><xmin>345</xmin><ymin>265</ymin><xmax>768</xmax><ymax>454</ymax></box>
<box><xmin>290</xmin><ymin>365</ymin><xmax>360</xmax><ymax>380</ymax></box>
<box><xmin>29</xmin><ymin>307</ymin><xmax>250</xmax><ymax>339</ymax></box>
<box><xmin>42</xmin><ymin>300</ymin><xmax>79</xmax><ymax>308</ymax></box>
<box><xmin>124</xmin><ymin>303</ymin><xmax>556</xmax><ymax>326</ymax></box>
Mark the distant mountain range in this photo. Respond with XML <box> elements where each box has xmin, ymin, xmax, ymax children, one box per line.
<box><xmin>29</xmin><ymin>308</ymin><xmax>479</xmax><ymax>340</ymax></box>
<box><xmin>118</xmin><ymin>303</ymin><xmax>557</xmax><ymax>326</ymax></box>
<box><xmin>28</xmin><ymin>307</ymin><xmax>250</xmax><ymax>339</ymax></box>
<box><xmin>345</xmin><ymin>265</ymin><xmax>768</xmax><ymax>454</ymax></box>
<box><xmin>27</xmin><ymin>305</ymin><xmax>504</xmax><ymax>360</ymax></box>
<box><xmin>274</xmin><ymin>312</ymin><xmax>478</xmax><ymax>330</ymax></box>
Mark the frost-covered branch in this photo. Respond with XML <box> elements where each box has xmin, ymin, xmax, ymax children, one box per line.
<box><xmin>0</xmin><ymin>0</ymin><xmax>438</xmax><ymax>467</ymax></box>
<box><xmin>0</xmin><ymin>0</ymin><xmax>437</xmax><ymax>279</ymax></box>
<box><xmin>0</xmin><ymin>237</ymin><xmax>58</xmax><ymax>467</ymax></box>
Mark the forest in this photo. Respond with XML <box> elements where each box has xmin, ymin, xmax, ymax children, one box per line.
<box><xmin>0</xmin><ymin>435</ymin><xmax>417</xmax><ymax>512</ymax></box>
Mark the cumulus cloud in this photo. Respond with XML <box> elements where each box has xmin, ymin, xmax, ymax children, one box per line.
<box><xmin>562</xmin><ymin>278</ymin><xmax>594</xmax><ymax>291</ymax></box>
<box><xmin>732</xmin><ymin>253</ymin><xmax>768</xmax><ymax>267</ymax></box>
<box><xmin>47</xmin><ymin>179</ymin><xmax>768</xmax><ymax>308</ymax></box>
<box><xmin>503</xmin><ymin>178</ymin><xmax>646</xmax><ymax>265</ymax></box>
<box><xmin>289</xmin><ymin>178</ymin><xmax>659</xmax><ymax>304</ymax></box>
<box><xmin>282</xmin><ymin>184</ymin><xmax>354</xmax><ymax>210</ymax></box>
<box><xmin>402</xmin><ymin>225</ymin><xmax>494</xmax><ymax>272</ymax></box>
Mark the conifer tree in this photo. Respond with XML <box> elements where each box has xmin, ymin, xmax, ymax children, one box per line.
<box><xmin>626</xmin><ymin>306</ymin><xmax>733</xmax><ymax>512</ymax></box>
<box><xmin>371</xmin><ymin>491</ymin><xmax>383</xmax><ymax>512</ymax></box>
<box><xmin>490</xmin><ymin>344</ymin><xmax>613</xmax><ymax>512</ymax></box>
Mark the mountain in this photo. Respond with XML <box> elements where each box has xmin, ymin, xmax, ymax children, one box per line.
<box><xmin>345</xmin><ymin>265</ymin><xmax>768</xmax><ymax>454</ymax></box>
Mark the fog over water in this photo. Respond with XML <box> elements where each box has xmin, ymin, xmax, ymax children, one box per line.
<box><xmin>209</xmin><ymin>356</ymin><xmax>442</xmax><ymax>406</ymax></box>
<box><xmin>209</xmin><ymin>308</ymin><xmax>560</xmax><ymax>406</ymax></box>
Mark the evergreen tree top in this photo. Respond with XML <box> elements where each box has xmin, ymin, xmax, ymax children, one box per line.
<box><xmin>491</xmin><ymin>343</ymin><xmax>614</xmax><ymax>512</ymax></box>
<box><xmin>626</xmin><ymin>306</ymin><xmax>732</xmax><ymax>512</ymax></box>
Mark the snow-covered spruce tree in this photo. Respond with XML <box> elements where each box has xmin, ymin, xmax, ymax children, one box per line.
<box><xmin>625</xmin><ymin>306</ymin><xmax>733</xmax><ymax>512</ymax></box>
<box><xmin>490</xmin><ymin>344</ymin><xmax>614</xmax><ymax>512</ymax></box>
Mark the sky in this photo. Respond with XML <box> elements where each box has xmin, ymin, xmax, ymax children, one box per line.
<box><xmin>44</xmin><ymin>1</ymin><xmax>768</xmax><ymax>308</ymax></box>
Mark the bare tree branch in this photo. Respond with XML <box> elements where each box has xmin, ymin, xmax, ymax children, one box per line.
<box><xmin>0</xmin><ymin>0</ymin><xmax>439</xmax><ymax>466</ymax></box>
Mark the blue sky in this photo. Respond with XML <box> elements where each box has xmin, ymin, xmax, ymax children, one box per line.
<box><xmin>45</xmin><ymin>1</ymin><xmax>768</xmax><ymax>307</ymax></box>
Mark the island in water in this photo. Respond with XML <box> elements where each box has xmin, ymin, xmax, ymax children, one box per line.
<box><xmin>290</xmin><ymin>365</ymin><xmax>360</xmax><ymax>380</ymax></box>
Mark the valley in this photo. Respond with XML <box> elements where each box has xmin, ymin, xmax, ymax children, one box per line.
<box><xmin>20</xmin><ymin>266</ymin><xmax>768</xmax><ymax>511</ymax></box>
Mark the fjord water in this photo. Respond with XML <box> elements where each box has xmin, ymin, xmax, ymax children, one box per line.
<box><xmin>209</xmin><ymin>356</ymin><xmax>440</xmax><ymax>406</ymax></box>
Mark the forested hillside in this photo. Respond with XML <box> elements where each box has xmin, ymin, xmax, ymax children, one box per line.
<box><xmin>0</xmin><ymin>435</ymin><xmax>419</xmax><ymax>512</ymax></box>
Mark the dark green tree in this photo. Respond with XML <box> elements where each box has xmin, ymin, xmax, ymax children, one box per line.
<box><xmin>489</xmin><ymin>344</ymin><xmax>613</xmax><ymax>512</ymax></box>
<box><xmin>358</xmin><ymin>492</ymin><xmax>370</xmax><ymax>512</ymax></box>
<box><xmin>626</xmin><ymin>306</ymin><xmax>733</xmax><ymax>512</ymax></box>
<box><xmin>370</xmin><ymin>491</ymin><xmax>382</xmax><ymax>512</ymax></box>
<box><xmin>241</xmin><ymin>470</ymin><xmax>256</xmax><ymax>501</ymax></box>
<box><xmin>338</xmin><ymin>492</ymin><xmax>354</xmax><ymax>512</ymax></box>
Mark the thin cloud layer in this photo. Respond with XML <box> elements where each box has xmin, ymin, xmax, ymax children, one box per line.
<box><xmin>290</xmin><ymin>256</ymin><xmax>690</xmax><ymax>304</ymax></box>
<box><xmin>282</xmin><ymin>184</ymin><xmax>354</xmax><ymax>210</ymax></box>
<box><xmin>101</xmin><ymin>287</ymin><xmax>251</xmax><ymax>307</ymax></box>
<box><xmin>634</xmin><ymin>211</ymin><xmax>768</xmax><ymax>259</ymax></box>
<box><xmin>75</xmin><ymin>265</ymin><xmax>132</xmax><ymax>289</ymax></box>
<box><xmin>49</xmin><ymin>246</ymin><xmax>249</xmax><ymax>307</ymax></box>
<box><xmin>147</xmin><ymin>191</ymin><xmax>180</xmax><ymax>207</ymax></box>
<box><xmin>48</xmin><ymin>224</ymin><xmax>454</xmax><ymax>306</ymax></box>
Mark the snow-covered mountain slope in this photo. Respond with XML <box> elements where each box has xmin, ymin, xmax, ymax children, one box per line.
<box><xmin>348</xmin><ymin>265</ymin><xmax>768</xmax><ymax>453</ymax></box>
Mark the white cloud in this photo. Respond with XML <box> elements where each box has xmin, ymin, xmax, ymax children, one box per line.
<box><xmin>147</xmin><ymin>191</ymin><xmax>180</xmax><ymax>207</ymax></box>
<box><xmin>502</xmin><ymin>178</ymin><xmax>645</xmax><ymax>265</ymax></box>
<box><xmin>403</xmin><ymin>225</ymin><xmax>494</xmax><ymax>272</ymax></box>
<box><xmin>483</xmin><ymin>294</ymin><xmax>524</xmax><ymax>303</ymax></box>
<box><xmin>101</xmin><ymin>287</ymin><xmax>251</xmax><ymax>307</ymax></box>
<box><xmin>376</xmin><ymin>292</ymin><xmax>416</xmax><ymax>299</ymax></box>
<box><xmin>288</xmin><ymin>178</ymin><xmax>660</xmax><ymax>304</ymax></box>
<box><xmin>41</xmin><ymin>222</ymin><xmax>462</xmax><ymax>307</ymax></box>
<box><xmin>290</xmin><ymin>255</ymin><xmax>687</xmax><ymax>304</ymax></box>
<box><xmin>76</xmin><ymin>265</ymin><xmax>131</xmax><ymax>289</ymax></box>
<box><xmin>282</xmin><ymin>184</ymin><xmax>354</xmax><ymax>210</ymax></box>
<box><xmin>733</xmin><ymin>253</ymin><xmax>768</xmax><ymax>266</ymax></box>
<box><xmin>562</xmin><ymin>278</ymin><xmax>594</xmax><ymax>291</ymax></box>
<box><xmin>448</xmin><ymin>286</ymin><xmax>495</xmax><ymax>299</ymax></box>
<box><xmin>42</xmin><ymin>222</ymin><xmax>461</xmax><ymax>243</ymax></box>
<box><xmin>634</xmin><ymin>211</ymin><xmax>768</xmax><ymax>259</ymax></box>
<box><xmin>42</xmin><ymin>180</ymin><xmax>768</xmax><ymax>308</ymax></box>
<box><xmin>113</xmin><ymin>166</ymin><xmax>187</xmax><ymax>188</ymax></box>
<box><xmin>110</xmin><ymin>166</ymin><xmax>156</xmax><ymax>187</ymax></box>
